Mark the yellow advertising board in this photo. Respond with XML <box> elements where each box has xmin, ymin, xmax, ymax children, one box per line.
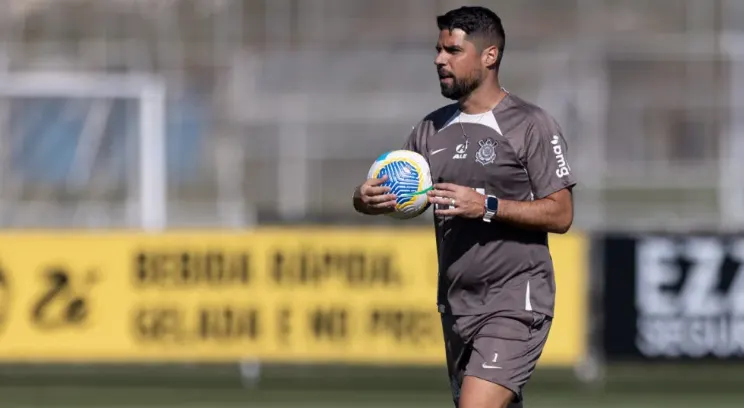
<box><xmin>0</xmin><ymin>228</ymin><xmax>586</xmax><ymax>366</ymax></box>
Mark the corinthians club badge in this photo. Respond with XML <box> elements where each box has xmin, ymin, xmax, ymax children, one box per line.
<box><xmin>475</xmin><ymin>138</ymin><xmax>498</xmax><ymax>165</ymax></box>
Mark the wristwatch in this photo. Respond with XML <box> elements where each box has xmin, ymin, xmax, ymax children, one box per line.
<box><xmin>483</xmin><ymin>195</ymin><xmax>499</xmax><ymax>223</ymax></box>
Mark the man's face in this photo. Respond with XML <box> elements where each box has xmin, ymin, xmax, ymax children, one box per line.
<box><xmin>435</xmin><ymin>28</ymin><xmax>484</xmax><ymax>100</ymax></box>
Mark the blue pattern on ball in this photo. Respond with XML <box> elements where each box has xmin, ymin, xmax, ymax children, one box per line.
<box><xmin>377</xmin><ymin>160</ymin><xmax>421</xmax><ymax>205</ymax></box>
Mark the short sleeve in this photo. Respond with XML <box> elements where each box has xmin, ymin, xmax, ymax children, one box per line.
<box><xmin>524</xmin><ymin>114</ymin><xmax>577</xmax><ymax>199</ymax></box>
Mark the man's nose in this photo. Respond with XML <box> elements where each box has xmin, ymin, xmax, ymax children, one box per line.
<box><xmin>434</xmin><ymin>52</ymin><xmax>447</xmax><ymax>67</ymax></box>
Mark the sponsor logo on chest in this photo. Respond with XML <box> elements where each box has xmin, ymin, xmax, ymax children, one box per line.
<box><xmin>452</xmin><ymin>141</ymin><xmax>468</xmax><ymax>160</ymax></box>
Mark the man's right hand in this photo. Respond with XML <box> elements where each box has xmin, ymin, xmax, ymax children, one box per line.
<box><xmin>353</xmin><ymin>175</ymin><xmax>398</xmax><ymax>215</ymax></box>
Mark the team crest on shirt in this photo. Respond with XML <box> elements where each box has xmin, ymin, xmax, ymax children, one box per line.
<box><xmin>475</xmin><ymin>138</ymin><xmax>498</xmax><ymax>166</ymax></box>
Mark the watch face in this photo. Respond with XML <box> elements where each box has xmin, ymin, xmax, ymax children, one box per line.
<box><xmin>486</xmin><ymin>196</ymin><xmax>499</xmax><ymax>211</ymax></box>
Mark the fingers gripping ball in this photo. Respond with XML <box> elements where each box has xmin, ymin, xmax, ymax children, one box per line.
<box><xmin>367</xmin><ymin>150</ymin><xmax>433</xmax><ymax>219</ymax></box>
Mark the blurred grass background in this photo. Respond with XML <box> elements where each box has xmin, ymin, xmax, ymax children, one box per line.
<box><xmin>1</xmin><ymin>364</ymin><xmax>743</xmax><ymax>407</ymax></box>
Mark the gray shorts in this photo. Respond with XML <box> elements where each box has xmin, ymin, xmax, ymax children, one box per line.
<box><xmin>441</xmin><ymin>311</ymin><xmax>552</xmax><ymax>407</ymax></box>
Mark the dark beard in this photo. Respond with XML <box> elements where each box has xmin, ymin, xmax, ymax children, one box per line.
<box><xmin>439</xmin><ymin>76</ymin><xmax>481</xmax><ymax>100</ymax></box>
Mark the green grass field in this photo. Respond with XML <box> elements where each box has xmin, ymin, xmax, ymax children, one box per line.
<box><xmin>0</xmin><ymin>386</ymin><xmax>741</xmax><ymax>408</ymax></box>
<box><xmin>0</xmin><ymin>363</ymin><xmax>743</xmax><ymax>408</ymax></box>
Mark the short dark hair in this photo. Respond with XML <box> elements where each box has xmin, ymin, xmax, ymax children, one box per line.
<box><xmin>436</xmin><ymin>6</ymin><xmax>506</xmax><ymax>67</ymax></box>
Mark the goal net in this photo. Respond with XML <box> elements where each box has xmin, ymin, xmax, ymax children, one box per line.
<box><xmin>0</xmin><ymin>71</ymin><xmax>166</xmax><ymax>230</ymax></box>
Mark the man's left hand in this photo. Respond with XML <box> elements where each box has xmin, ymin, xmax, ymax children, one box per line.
<box><xmin>427</xmin><ymin>183</ymin><xmax>486</xmax><ymax>219</ymax></box>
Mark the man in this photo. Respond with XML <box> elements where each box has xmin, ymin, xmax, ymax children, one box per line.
<box><xmin>352</xmin><ymin>6</ymin><xmax>576</xmax><ymax>408</ymax></box>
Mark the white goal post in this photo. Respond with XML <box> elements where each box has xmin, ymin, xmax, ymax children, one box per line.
<box><xmin>0</xmin><ymin>71</ymin><xmax>167</xmax><ymax>231</ymax></box>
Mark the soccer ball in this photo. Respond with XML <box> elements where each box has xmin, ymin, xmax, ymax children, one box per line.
<box><xmin>367</xmin><ymin>150</ymin><xmax>432</xmax><ymax>220</ymax></box>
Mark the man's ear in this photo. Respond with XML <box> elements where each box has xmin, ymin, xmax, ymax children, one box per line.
<box><xmin>482</xmin><ymin>45</ymin><xmax>499</xmax><ymax>68</ymax></box>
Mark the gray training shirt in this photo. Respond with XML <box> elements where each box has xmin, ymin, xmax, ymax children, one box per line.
<box><xmin>403</xmin><ymin>93</ymin><xmax>577</xmax><ymax>317</ymax></box>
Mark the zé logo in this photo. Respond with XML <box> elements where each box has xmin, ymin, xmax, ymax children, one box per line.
<box><xmin>31</xmin><ymin>267</ymin><xmax>97</xmax><ymax>330</ymax></box>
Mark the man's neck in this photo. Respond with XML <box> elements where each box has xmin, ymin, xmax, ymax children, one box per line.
<box><xmin>458</xmin><ymin>81</ymin><xmax>507</xmax><ymax>114</ymax></box>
